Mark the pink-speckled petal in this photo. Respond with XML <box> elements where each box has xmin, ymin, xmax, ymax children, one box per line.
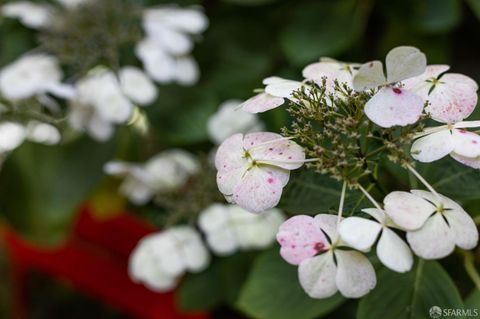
<box><xmin>231</xmin><ymin>166</ymin><xmax>287</xmax><ymax>214</ymax></box>
<box><xmin>411</xmin><ymin>129</ymin><xmax>454</xmax><ymax>163</ymax></box>
<box><xmin>215</xmin><ymin>133</ymin><xmax>246</xmax><ymax>171</ymax></box>
<box><xmin>450</xmin><ymin>152</ymin><xmax>480</xmax><ymax>169</ymax></box>
<box><xmin>364</xmin><ymin>87</ymin><xmax>424</xmax><ymax>128</ymax></box>
<box><xmin>216</xmin><ymin>164</ymin><xmax>248</xmax><ymax>196</ymax></box>
<box><xmin>241</xmin><ymin>93</ymin><xmax>285</xmax><ymax>114</ymax></box>
<box><xmin>423</xmin><ymin>74</ymin><xmax>478</xmax><ymax>123</ymax></box>
<box><xmin>245</xmin><ymin>132</ymin><xmax>305</xmax><ymax>170</ymax></box>
<box><xmin>277</xmin><ymin>215</ymin><xmax>329</xmax><ymax>265</ymax></box>
<box><xmin>452</xmin><ymin>129</ymin><xmax>480</xmax><ymax>158</ymax></box>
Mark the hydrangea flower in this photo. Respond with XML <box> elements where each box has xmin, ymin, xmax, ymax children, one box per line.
<box><xmin>339</xmin><ymin>208</ymin><xmax>413</xmax><ymax>273</ymax></box>
<box><xmin>353</xmin><ymin>46</ymin><xmax>426</xmax><ymax>128</ymax></box>
<box><xmin>240</xmin><ymin>77</ymin><xmax>303</xmax><ymax>114</ymax></box>
<box><xmin>215</xmin><ymin>132</ymin><xmax>305</xmax><ymax>213</ymax></box>
<box><xmin>0</xmin><ymin>54</ymin><xmax>69</xmax><ymax>101</ymax></box>
<box><xmin>384</xmin><ymin>190</ymin><xmax>478</xmax><ymax>259</ymax></box>
<box><xmin>68</xmin><ymin>67</ymin><xmax>157</xmax><ymax>141</ymax></box>
<box><xmin>277</xmin><ymin>214</ymin><xmax>376</xmax><ymax>299</ymax></box>
<box><xmin>129</xmin><ymin>226</ymin><xmax>210</xmax><ymax>292</ymax></box>
<box><xmin>0</xmin><ymin>121</ymin><xmax>60</xmax><ymax>154</ymax></box>
<box><xmin>105</xmin><ymin>149</ymin><xmax>199</xmax><ymax>205</ymax></box>
<box><xmin>136</xmin><ymin>5</ymin><xmax>208</xmax><ymax>85</ymax></box>
<box><xmin>302</xmin><ymin>58</ymin><xmax>359</xmax><ymax>93</ymax></box>
<box><xmin>207</xmin><ymin>100</ymin><xmax>264</xmax><ymax>145</ymax></box>
<box><xmin>198</xmin><ymin>203</ymin><xmax>284</xmax><ymax>255</ymax></box>
<box><xmin>405</xmin><ymin>65</ymin><xmax>480</xmax><ymax>167</ymax></box>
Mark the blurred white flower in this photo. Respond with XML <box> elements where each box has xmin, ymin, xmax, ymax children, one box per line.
<box><xmin>119</xmin><ymin>66</ymin><xmax>158</xmax><ymax>106</ymax></box>
<box><xmin>104</xmin><ymin>149</ymin><xmax>200</xmax><ymax>205</ymax></box>
<box><xmin>2</xmin><ymin>2</ymin><xmax>52</xmax><ymax>29</ymax></box>
<box><xmin>68</xmin><ymin>68</ymin><xmax>134</xmax><ymax>141</ymax></box>
<box><xmin>129</xmin><ymin>226</ymin><xmax>210</xmax><ymax>292</ymax></box>
<box><xmin>0</xmin><ymin>120</ymin><xmax>60</xmax><ymax>154</ymax></box>
<box><xmin>136</xmin><ymin>5</ymin><xmax>208</xmax><ymax>85</ymax></box>
<box><xmin>0</xmin><ymin>54</ymin><xmax>65</xmax><ymax>101</ymax></box>
<box><xmin>55</xmin><ymin>0</ymin><xmax>90</xmax><ymax>9</ymax></box>
<box><xmin>198</xmin><ymin>203</ymin><xmax>285</xmax><ymax>255</ymax></box>
<box><xmin>207</xmin><ymin>100</ymin><xmax>264</xmax><ymax>144</ymax></box>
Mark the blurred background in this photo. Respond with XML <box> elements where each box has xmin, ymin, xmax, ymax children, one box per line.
<box><xmin>0</xmin><ymin>0</ymin><xmax>479</xmax><ymax>318</ymax></box>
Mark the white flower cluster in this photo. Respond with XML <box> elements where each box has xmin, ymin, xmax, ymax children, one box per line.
<box><xmin>0</xmin><ymin>1</ymin><xmax>208</xmax><ymax>141</ymax></box>
<box><xmin>129</xmin><ymin>203</ymin><xmax>284</xmax><ymax>292</ymax></box>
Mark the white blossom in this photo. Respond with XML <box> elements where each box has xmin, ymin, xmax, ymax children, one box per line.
<box><xmin>129</xmin><ymin>226</ymin><xmax>210</xmax><ymax>292</ymax></box>
<box><xmin>198</xmin><ymin>203</ymin><xmax>284</xmax><ymax>255</ymax></box>
<box><xmin>2</xmin><ymin>2</ymin><xmax>52</xmax><ymax>29</ymax></box>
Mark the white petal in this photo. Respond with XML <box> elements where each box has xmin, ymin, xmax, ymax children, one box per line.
<box><xmin>135</xmin><ymin>39</ymin><xmax>176</xmax><ymax>83</ymax></box>
<box><xmin>452</xmin><ymin>129</ymin><xmax>480</xmax><ymax>158</ymax></box>
<box><xmin>353</xmin><ymin>61</ymin><xmax>386</xmax><ymax>91</ymax></box>
<box><xmin>444</xmin><ymin>208</ymin><xmax>478</xmax><ymax>250</ymax></box>
<box><xmin>265</xmin><ymin>79</ymin><xmax>303</xmax><ymax>98</ymax></box>
<box><xmin>298</xmin><ymin>252</ymin><xmax>338</xmax><ymax>299</ymax></box>
<box><xmin>384</xmin><ymin>191</ymin><xmax>436</xmax><ymax>230</ymax></box>
<box><xmin>25</xmin><ymin>121</ymin><xmax>60</xmax><ymax>145</ymax></box>
<box><xmin>314</xmin><ymin>214</ymin><xmax>340</xmax><ymax>242</ymax></box>
<box><xmin>338</xmin><ymin>217</ymin><xmax>381</xmax><ymax>251</ymax></box>
<box><xmin>302</xmin><ymin>61</ymin><xmax>356</xmax><ymax>90</ymax></box>
<box><xmin>119</xmin><ymin>67</ymin><xmax>157</xmax><ymax>106</ymax></box>
<box><xmin>143</xmin><ymin>22</ymin><xmax>192</xmax><ymax>55</ymax></box>
<box><xmin>361</xmin><ymin>208</ymin><xmax>386</xmax><ymax>224</ymax></box>
<box><xmin>364</xmin><ymin>87</ymin><xmax>424</xmax><ymax>128</ymax></box>
<box><xmin>411</xmin><ymin>129</ymin><xmax>454</xmax><ymax>162</ymax></box>
<box><xmin>241</xmin><ymin>93</ymin><xmax>284</xmax><ymax>114</ymax></box>
<box><xmin>377</xmin><ymin>228</ymin><xmax>413</xmax><ymax>273</ymax></box>
<box><xmin>335</xmin><ymin>250</ymin><xmax>376</xmax><ymax>298</ymax></box>
<box><xmin>174</xmin><ymin>56</ymin><xmax>199</xmax><ymax>86</ymax></box>
<box><xmin>175</xmin><ymin>227</ymin><xmax>210</xmax><ymax>272</ymax></box>
<box><xmin>2</xmin><ymin>2</ymin><xmax>52</xmax><ymax>29</ymax></box>
<box><xmin>386</xmin><ymin>46</ymin><xmax>426</xmax><ymax>83</ymax></box>
<box><xmin>406</xmin><ymin>213</ymin><xmax>455</xmax><ymax>259</ymax></box>
<box><xmin>402</xmin><ymin>64</ymin><xmax>451</xmax><ymax>91</ymax></box>
<box><xmin>0</xmin><ymin>122</ymin><xmax>26</xmax><ymax>152</ymax></box>
<box><xmin>86</xmin><ymin>114</ymin><xmax>114</xmax><ymax>142</ymax></box>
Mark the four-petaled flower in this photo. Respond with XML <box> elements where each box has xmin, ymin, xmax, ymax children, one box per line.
<box><xmin>353</xmin><ymin>46</ymin><xmax>426</xmax><ymax>128</ymax></box>
<box><xmin>339</xmin><ymin>208</ymin><xmax>413</xmax><ymax>273</ymax></box>
<box><xmin>277</xmin><ymin>214</ymin><xmax>376</xmax><ymax>299</ymax></box>
<box><xmin>384</xmin><ymin>190</ymin><xmax>478</xmax><ymax>259</ymax></box>
<box><xmin>215</xmin><ymin>132</ymin><xmax>305</xmax><ymax>213</ymax></box>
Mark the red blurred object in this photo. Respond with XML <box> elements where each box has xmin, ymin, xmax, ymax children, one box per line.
<box><xmin>2</xmin><ymin>206</ymin><xmax>209</xmax><ymax>319</ymax></box>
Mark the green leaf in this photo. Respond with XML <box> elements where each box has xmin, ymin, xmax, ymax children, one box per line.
<box><xmin>358</xmin><ymin>260</ymin><xmax>464</xmax><ymax>319</ymax></box>
<box><xmin>237</xmin><ymin>248</ymin><xmax>344</xmax><ymax>319</ymax></box>
<box><xmin>0</xmin><ymin>138</ymin><xmax>116</xmax><ymax>245</ymax></box>
<box><xmin>177</xmin><ymin>253</ymin><xmax>253</xmax><ymax>311</ymax></box>
<box><xmin>418</xmin><ymin>157</ymin><xmax>480</xmax><ymax>202</ymax></box>
<box><xmin>465</xmin><ymin>0</ymin><xmax>480</xmax><ymax>22</ymax></box>
<box><xmin>465</xmin><ymin>289</ymin><xmax>480</xmax><ymax>309</ymax></box>
<box><xmin>279</xmin><ymin>169</ymin><xmax>363</xmax><ymax>214</ymax></box>
<box><xmin>280</xmin><ymin>0</ymin><xmax>371</xmax><ymax>66</ymax></box>
<box><xmin>410</xmin><ymin>0</ymin><xmax>461</xmax><ymax>33</ymax></box>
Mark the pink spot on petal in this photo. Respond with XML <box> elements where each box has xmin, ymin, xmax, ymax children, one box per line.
<box><xmin>393</xmin><ymin>88</ymin><xmax>402</xmax><ymax>94</ymax></box>
<box><xmin>314</xmin><ymin>242</ymin><xmax>325</xmax><ymax>252</ymax></box>
<box><xmin>267</xmin><ymin>177</ymin><xmax>275</xmax><ymax>184</ymax></box>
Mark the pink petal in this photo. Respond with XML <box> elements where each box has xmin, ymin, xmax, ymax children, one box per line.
<box><xmin>244</xmin><ymin>132</ymin><xmax>305</xmax><ymax>170</ymax></box>
<box><xmin>215</xmin><ymin>133</ymin><xmax>246</xmax><ymax>172</ymax></box>
<box><xmin>450</xmin><ymin>152</ymin><xmax>480</xmax><ymax>169</ymax></box>
<box><xmin>364</xmin><ymin>87</ymin><xmax>424</xmax><ymax>128</ymax></box>
<box><xmin>241</xmin><ymin>93</ymin><xmax>285</xmax><ymax>114</ymax></box>
<box><xmin>232</xmin><ymin>166</ymin><xmax>287</xmax><ymax>214</ymax></box>
<box><xmin>276</xmin><ymin>215</ymin><xmax>329</xmax><ymax>265</ymax></box>
<box><xmin>424</xmin><ymin>74</ymin><xmax>478</xmax><ymax>123</ymax></box>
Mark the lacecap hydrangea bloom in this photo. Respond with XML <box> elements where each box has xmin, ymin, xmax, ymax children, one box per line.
<box><xmin>214</xmin><ymin>45</ymin><xmax>480</xmax><ymax>300</ymax></box>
